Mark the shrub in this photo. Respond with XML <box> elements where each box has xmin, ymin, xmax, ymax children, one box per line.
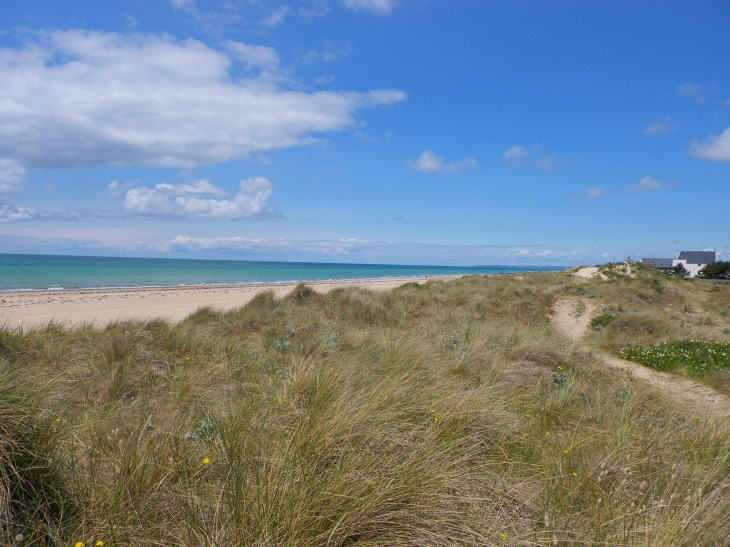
<box><xmin>590</xmin><ymin>314</ymin><xmax>615</xmax><ymax>329</ymax></box>
<box><xmin>698</xmin><ymin>261</ymin><xmax>730</xmax><ymax>279</ymax></box>
<box><xmin>667</xmin><ymin>263</ymin><xmax>690</xmax><ymax>278</ymax></box>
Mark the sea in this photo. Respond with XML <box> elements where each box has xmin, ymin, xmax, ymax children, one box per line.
<box><xmin>0</xmin><ymin>253</ymin><xmax>565</xmax><ymax>292</ymax></box>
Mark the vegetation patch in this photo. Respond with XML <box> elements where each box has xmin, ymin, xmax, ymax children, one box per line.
<box><xmin>620</xmin><ymin>340</ymin><xmax>730</xmax><ymax>376</ymax></box>
<box><xmin>590</xmin><ymin>314</ymin><xmax>615</xmax><ymax>329</ymax></box>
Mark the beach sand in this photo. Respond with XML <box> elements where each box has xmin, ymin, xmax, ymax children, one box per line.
<box><xmin>0</xmin><ymin>276</ymin><xmax>455</xmax><ymax>330</ymax></box>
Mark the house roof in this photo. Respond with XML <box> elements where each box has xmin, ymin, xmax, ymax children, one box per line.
<box><xmin>642</xmin><ymin>258</ymin><xmax>673</xmax><ymax>268</ymax></box>
<box><xmin>677</xmin><ymin>251</ymin><xmax>715</xmax><ymax>264</ymax></box>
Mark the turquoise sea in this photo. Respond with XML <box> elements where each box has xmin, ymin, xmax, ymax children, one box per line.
<box><xmin>0</xmin><ymin>254</ymin><xmax>565</xmax><ymax>292</ymax></box>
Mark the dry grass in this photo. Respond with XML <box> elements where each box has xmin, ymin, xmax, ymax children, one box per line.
<box><xmin>1</xmin><ymin>274</ymin><xmax>730</xmax><ymax>546</ymax></box>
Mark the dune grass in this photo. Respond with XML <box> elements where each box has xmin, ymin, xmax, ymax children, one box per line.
<box><xmin>2</xmin><ymin>272</ymin><xmax>730</xmax><ymax>545</ymax></box>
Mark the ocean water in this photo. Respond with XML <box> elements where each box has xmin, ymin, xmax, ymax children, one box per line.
<box><xmin>0</xmin><ymin>253</ymin><xmax>565</xmax><ymax>292</ymax></box>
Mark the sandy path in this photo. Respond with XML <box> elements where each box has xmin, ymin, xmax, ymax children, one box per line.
<box><xmin>0</xmin><ymin>276</ymin><xmax>446</xmax><ymax>330</ymax></box>
<box><xmin>551</xmin><ymin>299</ymin><xmax>730</xmax><ymax>417</ymax></box>
<box><xmin>551</xmin><ymin>300</ymin><xmax>595</xmax><ymax>340</ymax></box>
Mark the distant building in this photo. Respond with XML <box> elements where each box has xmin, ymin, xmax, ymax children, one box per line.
<box><xmin>642</xmin><ymin>251</ymin><xmax>715</xmax><ymax>277</ymax></box>
<box><xmin>674</xmin><ymin>251</ymin><xmax>716</xmax><ymax>277</ymax></box>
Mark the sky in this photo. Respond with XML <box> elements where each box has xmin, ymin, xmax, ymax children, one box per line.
<box><xmin>0</xmin><ymin>0</ymin><xmax>728</xmax><ymax>266</ymax></box>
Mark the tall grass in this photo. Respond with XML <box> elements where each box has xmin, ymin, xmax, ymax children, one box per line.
<box><xmin>1</xmin><ymin>273</ymin><xmax>730</xmax><ymax>545</ymax></box>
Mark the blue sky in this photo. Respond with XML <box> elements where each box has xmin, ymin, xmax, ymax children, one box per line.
<box><xmin>0</xmin><ymin>0</ymin><xmax>728</xmax><ymax>266</ymax></box>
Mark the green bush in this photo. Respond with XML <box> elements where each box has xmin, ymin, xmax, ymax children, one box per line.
<box><xmin>698</xmin><ymin>261</ymin><xmax>730</xmax><ymax>279</ymax></box>
<box><xmin>590</xmin><ymin>314</ymin><xmax>615</xmax><ymax>329</ymax></box>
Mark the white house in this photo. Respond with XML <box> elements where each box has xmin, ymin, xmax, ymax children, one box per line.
<box><xmin>641</xmin><ymin>251</ymin><xmax>716</xmax><ymax>277</ymax></box>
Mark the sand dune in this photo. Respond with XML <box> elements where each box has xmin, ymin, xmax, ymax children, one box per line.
<box><xmin>0</xmin><ymin>277</ymin><xmax>450</xmax><ymax>329</ymax></box>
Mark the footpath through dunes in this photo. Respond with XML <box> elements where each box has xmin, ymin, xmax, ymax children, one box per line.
<box><xmin>551</xmin><ymin>298</ymin><xmax>730</xmax><ymax>418</ymax></box>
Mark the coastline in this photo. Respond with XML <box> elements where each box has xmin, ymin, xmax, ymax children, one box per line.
<box><xmin>0</xmin><ymin>275</ymin><xmax>464</xmax><ymax>329</ymax></box>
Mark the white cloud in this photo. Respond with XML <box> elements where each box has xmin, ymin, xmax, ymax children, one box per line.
<box><xmin>407</xmin><ymin>151</ymin><xmax>477</xmax><ymax>176</ymax></box>
<box><xmin>502</xmin><ymin>145</ymin><xmax>530</xmax><ymax>165</ymax></box>
<box><xmin>170</xmin><ymin>0</ymin><xmax>195</xmax><ymax>9</ymax></box>
<box><xmin>0</xmin><ymin>159</ymin><xmax>27</xmax><ymax>195</ymax></box>
<box><xmin>151</xmin><ymin>235</ymin><xmax>586</xmax><ymax>264</ymax></box>
<box><xmin>122</xmin><ymin>177</ymin><xmax>273</xmax><ymax>219</ymax></box>
<box><xmin>342</xmin><ymin>0</ymin><xmax>397</xmax><ymax>14</ymax></box>
<box><xmin>643</xmin><ymin>118</ymin><xmax>677</xmax><ymax>135</ymax></box>
<box><xmin>261</xmin><ymin>6</ymin><xmax>290</xmax><ymax>27</ymax></box>
<box><xmin>0</xmin><ymin>30</ymin><xmax>406</xmax><ymax>173</ymax></box>
<box><xmin>627</xmin><ymin>176</ymin><xmax>668</xmax><ymax>193</ymax></box>
<box><xmin>677</xmin><ymin>81</ymin><xmax>703</xmax><ymax>96</ymax></box>
<box><xmin>108</xmin><ymin>181</ymin><xmax>122</xmax><ymax>197</ymax></box>
<box><xmin>297</xmin><ymin>44</ymin><xmax>351</xmax><ymax>65</ymax></box>
<box><xmin>0</xmin><ymin>205</ymin><xmax>36</xmax><ymax>222</ymax></box>
<box><xmin>691</xmin><ymin>126</ymin><xmax>730</xmax><ymax>162</ymax></box>
<box><xmin>578</xmin><ymin>176</ymin><xmax>674</xmax><ymax>199</ymax></box>
<box><xmin>583</xmin><ymin>187</ymin><xmax>604</xmax><ymax>199</ymax></box>
<box><xmin>224</xmin><ymin>41</ymin><xmax>279</xmax><ymax>70</ymax></box>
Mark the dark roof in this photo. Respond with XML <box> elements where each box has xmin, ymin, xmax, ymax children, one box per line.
<box><xmin>677</xmin><ymin>251</ymin><xmax>715</xmax><ymax>264</ymax></box>
<box><xmin>642</xmin><ymin>258</ymin><xmax>673</xmax><ymax>268</ymax></box>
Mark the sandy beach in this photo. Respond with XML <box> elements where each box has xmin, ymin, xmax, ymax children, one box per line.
<box><xmin>0</xmin><ymin>276</ymin><xmax>454</xmax><ymax>330</ymax></box>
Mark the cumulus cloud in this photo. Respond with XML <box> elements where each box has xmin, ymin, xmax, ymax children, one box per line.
<box><xmin>407</xmin><ymin>151</ymin><xmax>477</xmax><ymax>176</ymax></box>
<box><xmin>502</xmin><ymin>145</ymin><xmax>530</xmax><ymax>165</ymax></box>
<box><xmin>122</xmin><ymin>177</ymin><xmax>273</xmax><ymax>219</ymax></box>
<box><xmin>691</xmin><ymin>127</ymin><xmax>730</xmax><ymax>162</ymax></box>
<box><xmin>643</xmin><ymin>118</ymin><xmax>677</xmax><ymax>135</ymax></box>
<box><xmin>342</xmin><ymin>0</ymin><xmax>397</xmax><ymax>14</ymax></box>
<box><xmin>0</xmin><ymin>30</ymin><xmax>406</xmax><ymax>174</ymax></box>
<box><xmin>0</xmin><ymin>205</ymin><xmax>37</xmax><ymax>222</ymax></box>
<box><xmin>578</xmin><ymin>176</ymin><xmax>674</xmax><ymax>199</ymax></box>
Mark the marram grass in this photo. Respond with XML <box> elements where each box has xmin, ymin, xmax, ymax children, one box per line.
<box><xmin>1</xmin><ymin>273</ymin><xmax>730</xmax><ymax>546</ymax></box>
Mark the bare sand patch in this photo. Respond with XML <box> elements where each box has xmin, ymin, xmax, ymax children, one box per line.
<box><xmin>573</xmin><ymin>267</ymin><xmax>608</xmax><ymax>281</ymax></box>
<box><xmin>551</xmin><ymin>299</ymin><xmax>730</xmax><ymax>418</ymax></box>
<box><xmin>551</xmin><ymin>300</ymin><xmax>596</xmax><ymax>340</ymax></box>
<box><xmin>0</xmin><ymin>276</ymin><xmax>452</xmax><ymax>329</ymax></box>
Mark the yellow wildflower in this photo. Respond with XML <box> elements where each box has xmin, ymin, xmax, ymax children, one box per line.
<box><xmin>54</xmin><ymin>418</ymin><xmax>61</xmax><ymax>422</ymax></box>
<box><xmin>500</xmin><ymin>534</ymin><xmax>507</xmax><ymax>541</ymax></box>
<box><xmin>202</xmin><ymin>457</ymin><xmax>210</xmax><ymax>465</ymax></box>
<box><xmin>75</xmin><ymin>543</ymin><xmax>83</xmax><ymax>547</ymax></box>
<box><xmin>545</xmin><ymin>432</ymin><xmax>550</xmax><ymax>436</ymax></box>
<box><xmin>525</xmin><ymin>414</ymin><xmax>530</xmax><ymax>418</ymax></box>
<box><xmin>557</xmin><ymin>366</ymin><xmax>563</xmax><ymax>371</ymax></box>
<box><xmin>572</xmin><ymin>472</ymin><xmax>578</xmax><ymax>477</ymax></box>
<box><xmin>96</xmin><ymin>542</ymin><xmax>104</xmax><ymax>546</ymax></box>
<box><xmin>562</xmin><ymin>449</ymin><xmax>569</xmax><ymax>454</ymax></box>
